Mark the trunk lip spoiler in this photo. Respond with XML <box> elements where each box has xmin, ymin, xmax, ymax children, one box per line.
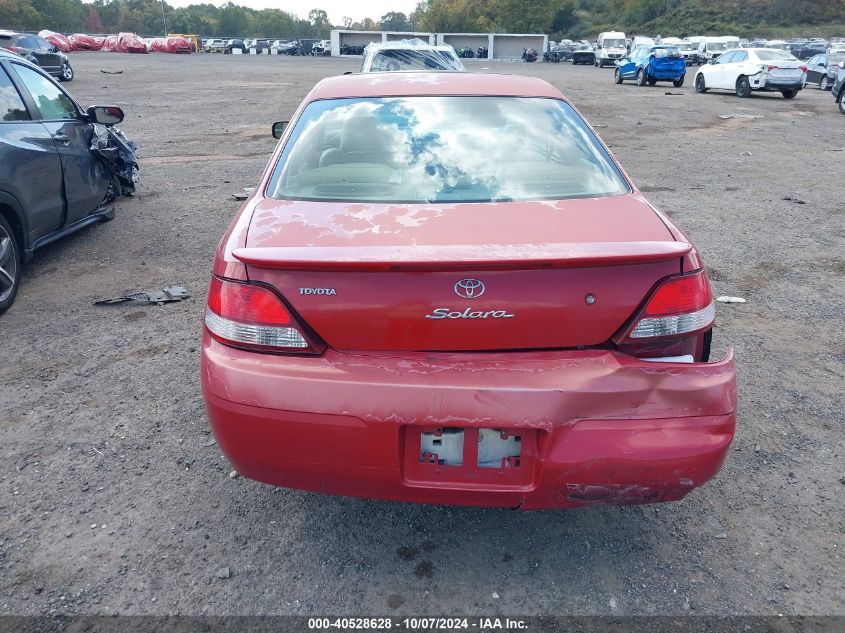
<box><xmin>232</xmin><ymin>242</ymin><xmax>692</xmax><ymax>272</ymax></box>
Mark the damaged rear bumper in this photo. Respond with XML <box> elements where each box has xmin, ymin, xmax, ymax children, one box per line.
<box><xmin>201</xmin><ymin>336</ymin><xmax>736</xmax><ymax>510</ymax></box>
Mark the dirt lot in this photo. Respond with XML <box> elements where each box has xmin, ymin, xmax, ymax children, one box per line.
<box><xmin>1</xmin><ymin>52</ymin><xmax>843</xmax><ymax>618</ymax></box>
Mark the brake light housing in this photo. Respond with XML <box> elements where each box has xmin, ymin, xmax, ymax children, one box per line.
<box><xmin>616</xmin><ymin>270</ymin><xmax>715</xmax><ymax>361</ymax></box>
<box><xmin>204</xmin><ymin>276</ymin><xmax>324</xmax><ymax>354</ymax></box>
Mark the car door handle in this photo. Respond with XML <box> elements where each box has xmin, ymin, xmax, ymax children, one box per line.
<box><xmin>52</xmin><ymin>132</ymin><xmax>70</xmax><ymax>145</ymax></box>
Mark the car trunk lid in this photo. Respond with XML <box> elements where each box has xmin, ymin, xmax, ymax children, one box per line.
<box><xmin>239</xmin><ymin>194</ymin><xmax>685</xmax><ymax>351</ymax></box>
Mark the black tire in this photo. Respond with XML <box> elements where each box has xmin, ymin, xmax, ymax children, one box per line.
<box><xmin>647</xmin><ymin>77</ymin><xmax>657</xmax><ymax>86</ymax></box>
<box><xmin>0</xmin><ymin>214</ymin><xmax>21</xmax><ymax>314</ymax></box>
<box><xmin>58</xmin><ymin>61</ymin><xmax>73</xmax><ymax>82</ymax></box>
<box><xmin>673</xmin><ymin>77</ymin><xmax>685</xmax><ymax>88</ymax></box>
<box><xmin>838</xmin><ymin>89</ymin><xmax>845</xmax><ymax>114</ymax></box>
<box><xmin>614</xmin><ymin>68</ymin><xmax>623</xmax><ymax>84</ymax></box>
<box><xmin>636</xmin><ymin>68</ymin><xmax>647</xmax><ymax>86</ymax></box>
<box><xmin>695</xmin><ymin>73</ymin><xmax>707</xmax><ymax>93</ymax></box>
<box><xmin>819</xmin><ymin>76</ymin><xmax>829</xmax><ymax>90</ymax></box>
<box><xmin>735</xmin><ymin>75</ymin><xmax>751</xmax><ymax>98</ymax></box>
<box><xmin>781</xmin><ymin>89</ymin><xmax>798</xmax><ymax>99</ymax></box>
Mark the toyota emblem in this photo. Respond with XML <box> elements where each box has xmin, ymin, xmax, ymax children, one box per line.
<box><xmin>454</xmin><ymin>278</ymin><xmax>485</xmax><ymax>299</ymax></box>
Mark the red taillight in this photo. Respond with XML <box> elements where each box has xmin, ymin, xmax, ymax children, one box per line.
<box><xmin>799</xmin><ymin>65</ymin><xmax>808</xmax><ymax>72</ymax></box>
<box><xmin>205</xmin><ymin>276</ymin><xmax>323</xmax><ymax>354</ymax></box>
<box><xmin>622</xmin><ymin>270</ymin><xmax>715</xmax><ymax>341</ymax></box>
<box><xmin>767</xmin><ymin>65</ymin><xmax>778</xmax><ymax>71</ymax></box>
<box><xmin>644</xmin><ymin>271</ymin><xmax>712</xmax><ymax>316</ymax></box>
<box><xmin>8</xmin><ymin>46</ymin><xmax>17</xmax><ymax>53</ymax></box>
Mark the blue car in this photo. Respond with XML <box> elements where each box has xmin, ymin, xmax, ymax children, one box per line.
<box><xmin>615</xmin><ymin>45</ymin><xmax>686</xmax><ymax>87</ymax></box>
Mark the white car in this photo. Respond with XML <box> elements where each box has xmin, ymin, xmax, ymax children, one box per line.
<box><xmin>203</xmin><ymin>38</ymin><xmax>225</xmax><ymax>52</ymax></box>
<box><xmin>694</xmin><ymin>48</ymin><xmax>807</xmax><ymax>99</ymax></box>
<box><xmin>361</xmin><ymin>39</ymin><xmax>465</xmax><ymax>73</ymax></box>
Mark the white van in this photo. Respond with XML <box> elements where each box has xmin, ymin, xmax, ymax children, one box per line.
<box><xmin>630</xmin><ymin>35</ymin><xmax>656</xmax><ymax>52</ymax></box>
<box><xmin>723</xmin><ymin>36</ymin><xmax>740</xmax><ymax>50</ymax></box>
<box><xmin>696</xmin><ymin>36</ymin><xmax>729</xmax><ymax>63</ymax></box>
<box><xmin>595</xmin><ymin>31</ymin><xmax>627</xmax><ymax>67</ymax></box>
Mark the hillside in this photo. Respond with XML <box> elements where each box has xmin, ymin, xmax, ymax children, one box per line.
<box><xmin>414</xmin><ymin>0</ymin><xmax>845</xmax><ymax>40</ymax></box>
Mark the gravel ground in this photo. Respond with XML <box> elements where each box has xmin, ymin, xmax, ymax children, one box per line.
<box><xmin>0</xmin><ymin>52</ymin><xmax>843</xmax><ymax>618</ymax></box>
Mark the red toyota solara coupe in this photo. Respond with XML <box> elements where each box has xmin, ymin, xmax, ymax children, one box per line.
<box><xmin>201</xmin><ymin>72</ymin><xmax>736</xmax><ymax>510</ymax></box>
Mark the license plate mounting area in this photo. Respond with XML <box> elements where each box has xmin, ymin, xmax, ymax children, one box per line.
<box><xmin>403</xmin><ymin>426</ymin><xmax>536</xmax><ymax>489</ymax></box>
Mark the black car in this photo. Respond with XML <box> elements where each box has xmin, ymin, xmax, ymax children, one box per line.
<box><xmin>795</xmin><ymin>43</ymin><xmax>827</xmax><ymax>60</ymax></box>
<box><xmin>571</xmin><ymin>45</ymin><xmax>595</xmax><ymax>65</ymax></box>
<box><xmin>833</xmin><ymin>66</ymin><xmax>845</xmax><ymax>114</ymax></box>
<box><xmin>0</xmin><ymin>49</ymin><xmax>125</xmax><ymax>313</ymax></box>
<box><xmin>224</xmin><ymin>39</ymin><xmax>246</xmax><ymax>54</ymax></box>
<box><xmin>0</xmin><ymin>30</ymin><xmax>74</xmax><ymax>81</ymax></box>
<box><xmin>805</xmin><ymin>54</ymin><xmax>833</xmax><ymax>89</ymax></box>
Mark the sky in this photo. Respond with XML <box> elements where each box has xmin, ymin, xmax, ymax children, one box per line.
<box><xmin>163</xmin><ymin>1</ymin><xmax>420</xmax><ymax>25</ymax></box>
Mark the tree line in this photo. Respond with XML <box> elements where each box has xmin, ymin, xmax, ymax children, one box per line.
<box><xmin>412</xmin><ymin>0</ymin><xmax>845</xmax><ymax>39</ymax></box>
<box><xmin>1</xmin><ymin>0</ymin><xmax>843</xmax><ymax>40</ymax></box>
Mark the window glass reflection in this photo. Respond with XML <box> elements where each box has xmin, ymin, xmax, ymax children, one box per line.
<box><xmin>268</xmin><ymin>96</ymin><xmax>629</xmax><ymax>203</ymax></box>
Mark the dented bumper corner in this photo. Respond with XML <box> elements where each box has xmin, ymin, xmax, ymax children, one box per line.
<box><xmin>201</xmin><ymin>334</ymin><xmax>736</xmax><ymax>510</ymax></box>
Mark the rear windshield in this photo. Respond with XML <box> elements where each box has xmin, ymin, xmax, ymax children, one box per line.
<box><xmin>707</xmin><ymin>42</ymin><xmax>727</xmax><ymax>51</ymax></box>
<box><xmin>603</xmin><ymin>39</ymin><xmax>625</xmax><ymax>48</ymax></box>
<box><xmin>267</xmin><ymin>96</ymin><xmax>629</xmax><ymax>203</ymax></box>
<box><xmin>756</xmin><ymin>50</ymin><xmax>796</xmax><ymax>61</ymax></box>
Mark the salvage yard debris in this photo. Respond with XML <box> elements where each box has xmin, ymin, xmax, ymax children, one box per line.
<box><xmin>95</xmin><ymin>286</ymin><xmax>190</xmax><ymax>306</ymax></box>
<box><xmin>716</xmin><ymin>296</ymin><xmax>747</xmax><ymax>303</ymax></box>
<box><xmin>718</xmin><ymin>114</ymin><xmax>764</xmax><ymax>120</ymax></box>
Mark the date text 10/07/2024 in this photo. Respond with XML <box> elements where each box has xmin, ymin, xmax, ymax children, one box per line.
<box><xmin>307</xmin><ymin>617</ymin><xmax>529</xmax><ymax>631</ymax></box>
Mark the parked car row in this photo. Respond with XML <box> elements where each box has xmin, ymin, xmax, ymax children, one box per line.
<box><xmin>613</xmin><ymin>45</ymin><xmax>810</xmax><ymax>101</ymax></box>
<box><xmin>202</xmin><ymin>38</ymin><xmax>330</xmax><ymax>56</ymax></box>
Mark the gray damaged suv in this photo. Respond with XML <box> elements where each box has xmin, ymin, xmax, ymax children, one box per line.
<box><xmin>0</xmin><ymin>49</ymin><xmax>126</xmax><ymax>313</ymax></box>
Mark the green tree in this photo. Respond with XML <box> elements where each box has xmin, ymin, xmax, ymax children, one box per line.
<box><xmin>380</xmin><ymin>11</ymin><xmax>410</xmax><ymax>31</ymax></box>
<box><xmin>0</xmin><ymin>0</ymin><xmax>43</xmax><ymax>31</ymax></box>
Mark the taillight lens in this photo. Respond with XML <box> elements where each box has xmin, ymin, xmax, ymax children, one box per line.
<box><xmin>625</xmin><ymin>270</ymin><xmax>715</xmax><ymax>340</ymax></box>
<box><xmin>205</xmin><ymin>276</ymin><xmax>323</xmax><ymax>354</ymax></box>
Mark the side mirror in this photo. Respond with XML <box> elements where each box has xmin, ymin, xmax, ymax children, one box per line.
<box><xmin>87</xmin><ymin>105</ymin><xmax>124</xmax><ymax>125</ymax></box>
<box><xmin>271</xmin><ymin>121</ymin><xmax>288</xmax><ymax>139</ymax></box>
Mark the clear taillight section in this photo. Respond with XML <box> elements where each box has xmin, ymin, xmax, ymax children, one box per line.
<box><xmin>629</xmin><ymin>303</ymin><xmax>715</xmax><ymax>338</ymax></box>
<box><xmin>205</xmin><ymin>276</ymin><xmax>322</xmax><ymax>354</ymax></box>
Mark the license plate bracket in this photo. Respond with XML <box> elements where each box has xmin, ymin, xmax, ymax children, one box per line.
<box><xmin>403</xmin><ymin>426</ymin><xmax>536</xmax><ymax>488</ymax></box>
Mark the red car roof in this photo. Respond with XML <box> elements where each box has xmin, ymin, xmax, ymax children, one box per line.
<box><xmin>307</xmin><ymin>72</ymin><xmax>565</xmax><ymax>101</ymax></box>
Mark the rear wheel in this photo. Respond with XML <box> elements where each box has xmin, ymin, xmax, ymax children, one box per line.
<box><xmin>636</xmin><ymin>68</ymin><xmax>647</xmax><ymax>86</ymax></box>
<box><xmin>614</xmin><ymin>68</ymin><xmax>623</xmax><ymax>84</ymax></box>
<box><xmin>781</xmin><ymin>89</ymin><xmax>798</xmax><ymax>99</ymax></box>
<box><xmin>838</xmin><ymin>89</ymin><xmax>845</xmax><ymax>114</ymax></box>
<box><xmin>735</xmin><ymin>75</ymin><xmax>751</xmax><ymax>98</ymax></box>
<box><xmin>59</xmin><ymin>61</ymin><xmax>73</xmax><ymax>82</ymax></box>
<box><xmin>819</xmin><ymin>76</ymin><xmax>829</xmax><ymax>90</ymax></box>
<box><xmin>0</xmin><ymin>215</ymin><xmax>21</xmax><ymax>314</ymax></box>
<box><xmin>673</xmin><ymin>77</ymin><xmax>685</xmax><ymax>88</ymax></box>
<box><xmin>695</xmin><ymin>73</ymin><xmax>707</xmax><ymax>93</ymax></box>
